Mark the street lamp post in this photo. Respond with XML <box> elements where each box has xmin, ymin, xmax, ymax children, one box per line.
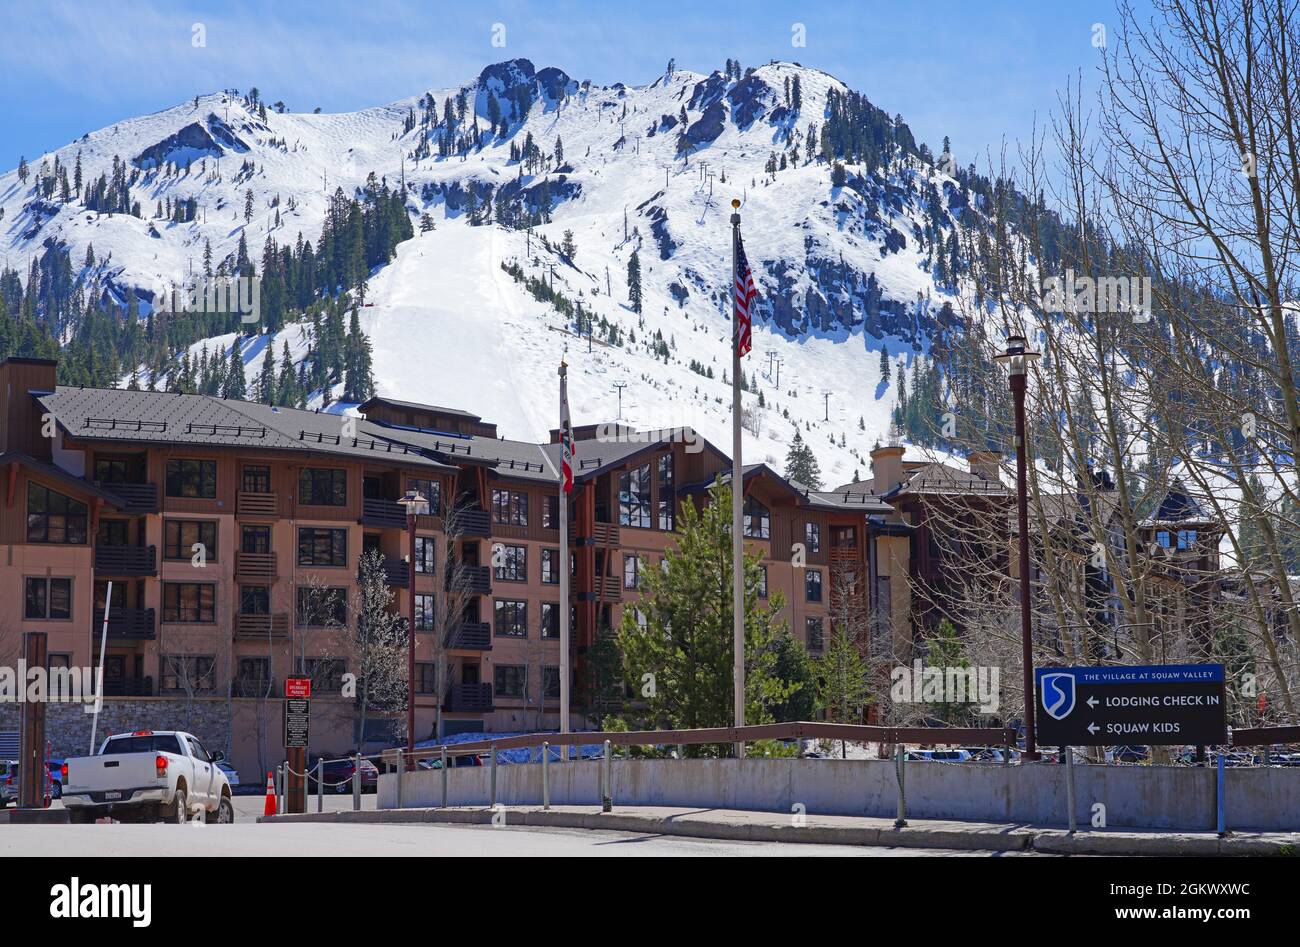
<box><xmin>994</xmin><ymin>334</ymin><xmax>1041</xmax><ymax>761</ymax></box>
<box><xmin>400</xmin><ymin>488</ymin><xmax>430</xmax><ymax>771</ymax></box>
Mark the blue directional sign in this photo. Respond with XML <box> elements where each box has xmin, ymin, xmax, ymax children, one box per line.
<box><xmin>1034</xmin><ymin>664</ymin><xmax>1226</xmax><ymax>746</ymax></box>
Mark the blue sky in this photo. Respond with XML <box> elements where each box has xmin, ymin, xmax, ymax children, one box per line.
<box><xmin>1</xmin><ymin>0</ymin><xmax>1132</xmax><ymax>173</ymax></box>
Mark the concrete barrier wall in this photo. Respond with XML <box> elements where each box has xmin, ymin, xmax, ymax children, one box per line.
<box><xmin>380</xmin><ymin>758</ymin><xmax>1300</xmax><ymax>832</ymax></box>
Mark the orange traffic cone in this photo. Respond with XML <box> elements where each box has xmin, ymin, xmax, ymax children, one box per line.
<box><xmin>263</xmin><ymin>771</ymin><xmax>277</xmax><ymax>816</ymax></box>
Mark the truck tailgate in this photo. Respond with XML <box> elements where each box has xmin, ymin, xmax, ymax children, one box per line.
<box><xmin>67</xmin><ymin>753</ymin><xmax>162</xmax><ymax>798</ymax></box>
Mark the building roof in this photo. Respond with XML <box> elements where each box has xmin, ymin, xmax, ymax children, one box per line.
<box><xmin>0</xmin><ymin>450</ymin><xmax>130</xmax><ymax>507</ymax></box>
<box><xmin>37</xmin><ymin>387</ymin><xmax>458</xmax><ymax>472</ymax></box>
<box><xmin>358</xmin><ymin>395</ymin><xmax>482</xmax><ymax>421</ymax></box>
<box><xmin>881</xmin><ymin>460</ymin><xmax>1009</xmax><ymax>500</ymax></box>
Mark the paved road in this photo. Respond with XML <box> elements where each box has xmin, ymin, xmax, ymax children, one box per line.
<box><xmin>0</xmin><ymin>820</ymin><xmax>1036</xmax><ymax>856</ymax></box>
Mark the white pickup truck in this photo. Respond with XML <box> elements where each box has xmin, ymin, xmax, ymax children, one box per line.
<box><xmin>62</xmin><ymin>730</ymin><xmax>234</xmax><ymax>824</ymax></box>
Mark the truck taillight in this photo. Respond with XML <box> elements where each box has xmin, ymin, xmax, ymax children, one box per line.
<box><xmin>60</xmin><ymin>763</ymin><xmax>68</xmax><ymax>782</ymax></box>
<box><xmin>155</xmin><ymin>755</ymin><xmax>168</xmax><ymax>777</ymax></box>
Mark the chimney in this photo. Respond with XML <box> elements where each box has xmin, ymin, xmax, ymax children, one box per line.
<box><xmin>870</xmin><ymin>442</ymin><xmax>904</xmax><ymax>494</ymax></box>
<box><xmin>0</xmin><ymin>356</ymin><xmax>58</xmax><ymax>458</ymax></box>
<box><xmin>967</xmin><ymin>449</ymin><xmax>1002</xmax><ymax>484</ymax></box>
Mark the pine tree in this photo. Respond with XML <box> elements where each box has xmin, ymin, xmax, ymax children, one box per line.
<box><xmin>626</xmin><ymin>250</ymin><xmax>643</xmax><ymax>313</ymax></box>
<box><xmin>223</xmin><ymin>338</ymin><xmax>246</xmax><ymax>399</ymax></box>
<box><xmin>784</xmin><ymin>430</ymin><xmax>823</xmax><ymax>488</ymax></box>
<box><xmin>258</xmin><ymin>342</ymin><xmax>277</xmax><ymax>404</ymax></box>
<box><xmin>879</xmin><ymin>345</ymin><xmax>891</xmax><ymax>382</ymax></box>
<box><xmin>276</xmin><ymin>340</ymin><xmax>297</xmax><ymax>406</ymax></box>
<box><xmin>616</xmin><ymin>481</ymin><xmax>791</xmax><ymax>753</ymax></box>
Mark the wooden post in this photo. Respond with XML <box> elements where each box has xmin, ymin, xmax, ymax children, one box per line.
<box><xmin>18</xmin><ymin>632</ymin><xmax>48</xmax><ymax>808</ymax></box>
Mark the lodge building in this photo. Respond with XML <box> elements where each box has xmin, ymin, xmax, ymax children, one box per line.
<box><xmin>0</xmin><ymin>356</ymin><xmax>912</xmax><ymax>775</ymax></box>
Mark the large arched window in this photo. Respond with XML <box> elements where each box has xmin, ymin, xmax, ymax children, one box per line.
<box><xmin>27</xmin><ymin>483</ymin><xmax>88</xmax><ymax>544</ymax></box>
<box><xmin>743</xmin><ymin>496</ymin><xmax>770</xmax><ymax>539</ymax></box>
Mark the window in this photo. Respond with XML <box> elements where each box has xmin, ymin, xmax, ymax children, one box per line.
<box><xmin>494</xmin><ymin>599</ymin><xmax>528</xmax><ymax>637</ymax></box>
<box><xmin>163</xmin><ymin>583</ymin><xmax>216</xmax><ymax>622</ymax></box>
<box><xmin>161</xmin><ymin>655</ymin><xmax>215</xmax><ymax>693</ymax></box>
<box><xmin>806</xmin><ymin>617</ymin><xmax>825</xmax><ymax>652</ymax></box>
<box><xmin>541</xmin><ymin>548</ymin><xmax>560</xmax><ymax>584</ymax></box>
<box><xmin>297</xmin><ymin>528</ymin><xmax>347</xmax><ymax>566</ymax></box>
<box><xmin>1157</xmin><ymin>530</ymin><xmax>1172</xmax><ymax>549</ymax></box>
<box><xmin>542</xmin><ymin>666</ymin><xmax>561</xmax><ymax>700</ymax></box>
<box><xmin>658</xmin><ymin>454</ymin><xmax>675</xmax><ymax>530</ymax></box>
<box><xmin>241</xmin><ymin>525</ymin><xmax>271</xmax><ymax>554</ymax></box>
<box><xmin>805</xmin><ymin>521</ymin><xmax>821</xmax><ymax>553</ymax></box>
<box><xmin>97</xmin><ymin>519</ymin><xmax>129</xmax><ymax>546</ymax></box>
<box><xmin>164</xmin><ymin>520</ymin><xmax>217</xmax><ymax>561</ymax></box>
<box><xmin>165</xmin><ymin>459</ymin><xmax>217</xmax><ymax>499</ymax></box>
<box><xmin>295</xmin><ymin>587</ymin><xmax>347</xmax><ymax>626</ymax></box>
<box><xmin>806</xmin><ymin>569</ymin><xmax>823</xmax><ymax>602</ymax></box>
<box><xmin>543</xmin><ymin>495</ymin><xmax>560</xmax><ymax>529</ymax></box>
<box><xmin>305</xmin><ymin>658</ymin><xmax>346</xmax><ymax>691</ymax></box>
<box><xmin>541</xmin><ymin>602</ymin><xmax>561</xmax><ymax>638</ymax></box>
<box><xmin>27</xmin><ymin>484</ymin><xmax>87</xmax><ymax>544</ymax></box>
<box><xmin>408</xmin><ymin>478</ymin><xmax>441</xmax><ymax>515</ymax></box>
<box><xmin>242</xmin><ymin>465</ymin><xmax>271</xmax><ymax>493</ymax></box>
<box><xmin>623</xmin><ymin>554</ymin><xmax>643</xmax><ymax>589</ymax></box>
<box><xmin>234</xmin><ymin>657</ymin><xmax>271</xmax><ymax>695</ymax></box>
<box><xmin>757</xmin><ymin>566</ymin><xmax>768</xmax><ymax>599</ymax></box>
<box><xmin>94</xmin><ymin>580</ymin><xmax>125</xmax><ymax>612</ymax></box>
<box><xmin>406</xmin><ymin>536</ymin><xmax>434</xmax><ymax>574</ymax></box>
<box><xmin>619</xmin><ymin>464</ymin><xmax>652</xmax><ymax>528</ymax></box>
<box><xmin>299</xmin><ymin>468</ymin><xmax>347</xmax><ymax>506</ymax></box>
<box><xmin>416</xmin><ymin>662</ymin><xmax>438</xmax><ymax>694</ymax></box>
<box><xmin>831</xmin><ymin>525</ymin><xmax>857</xmax><ymax>548</ymax></box>
<box><xmin>494</xmin><ymin>664</ymin><xmax>526</xmax><ymax>699</ymax></box>
<box><xmin>25</xmin><ymin>577</ymin><xmax>72</xmax><ymax>620</ymax></box>
<box><xmin>94</xmin><ymin>456</ymin><xmax>137</xmax><ymax>484</ymax></box>
<box><xmin>491</xmin><ymin>489</ymin><xmax>528</xmax><ymax>526</ymax></box>
<box><xmin>239</xmin><ymin>585</ymin><xmax>270</xmax><ymax>615</ymax></box>
<box><xmin>1177</xmin><ymin>529</ymin><xmax>1198</xmax><ymax>550</ymax></box>
<box><xmin>414</xmin><ymin>593</ymin><xmax>435</xmax><ymax>631</ymax></box>
<box><xmin>494</xmin><ymin>544</ymin><xmax>527</xmax><ymax>581</ymax></box>
<box><xmin>743</xmin><ymin>496</ymin><xmax>770</xmax><ymax>539</ymax></box>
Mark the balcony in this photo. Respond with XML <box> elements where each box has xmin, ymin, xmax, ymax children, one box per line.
<box><xmin>234</xmin><ymin>613</ymin><xmax>289</xmax><ymax>639</ymax></box>
<box><xmin>451</xmin><ymin>564</ymin><xmax>492</xmax><ymax>595</ymax></box>
<box><xmin>235</xmin><ymin>551</ymin><xmax>278</xmax><ymax>581</ymax></box>
<box><xmin>443</xmin><ymin>683</ymin><xmax>493</xmax><ymax>713</ymax></box>
<box><xmin>384</xmin><ymin>559</ymin><xmax>410</xmax><ymax>588</ymax></box>
<box><xmin>592</xmin><ymin>523</ymin><xmax>621</xmax><ymax>546</ymax></box>
<box><xmin>448</xmin><ymin>622</ymin><xmax>491</xmax><ymax>651</ymax></box>
<box><xmin>100</xmin><ymin>675</ymin><xmax>154</xmax><ymax>697</ymax></box>
<box><xmin>236</xmin><ymin>491</ymin><xmax>279</xmax><ymax>517</ymax></box>
<box><xmin>94</xmin><ymin>544</ymin><xmax>157</xmax><ymax>576</ymax></box>
<box><xmin>97</xmin><ymin>481</ymin><xmax>158</xmax><ymax>514</ymax></box>
<box><xmin>94</xmin><ymin>608</ymin><xmax>156</xmax><ymax>641</ymax></box>
<box><xmin>457</xmin><ymin>509</ymin><xmax>491</xmax><ymax>537</ymax></box>
<box><xmin>361</xmin><ymin>498</ymin><xmax>407</xmax><ymax>529</ymax></box>
<box><xmin>597</xmin><ymin>576</ymin><xmax>623</xmax><ymax>601</ymax></box>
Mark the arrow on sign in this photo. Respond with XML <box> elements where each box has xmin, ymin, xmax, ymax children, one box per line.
<box><xmin>1087</xmin><ymin>722</ymin><xmax>1100</xmax><ymax>735</ymax></box>
<box><xmin>1087</xmin><ymin>696</ymin><xmax>1099</xmax><ymax>708</ymax></box>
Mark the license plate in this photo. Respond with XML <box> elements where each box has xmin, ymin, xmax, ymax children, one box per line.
<box><xmin>104</xmin><ymin>791</ymin><xmax>121</xmax><ymax>800</ymax></box>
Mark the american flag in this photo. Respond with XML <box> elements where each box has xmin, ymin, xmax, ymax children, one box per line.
<box><xmin>560</xmin><ymin>363</ymin><xmax>575</xmax><ymax>494</ymax></box>
<box><xmin>734</xmin><ymin>231</ymin><xmax>758</xmax><ymax>358</ymax></box>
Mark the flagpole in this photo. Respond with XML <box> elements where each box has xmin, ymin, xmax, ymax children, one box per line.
<box><xmin>558</xmin><ymin>361</ymin><xmax>571</xmax><ymax>757</ymax></box>
<box><xmin>730</xmin><ymin>199</ymin><xmax>745</xmax><ymax>759</ymax></box>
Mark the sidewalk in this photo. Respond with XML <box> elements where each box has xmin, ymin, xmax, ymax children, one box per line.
<box><xmin>259</xmin><ymin>805</ymin><xmax>1300</xmax><ymax>855</ymax></box>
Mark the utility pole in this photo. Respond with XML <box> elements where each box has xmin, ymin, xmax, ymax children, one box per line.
<box><xmin>822</xmin><ymin>389</ymin><xmax>831</xmax><ymax>421</ymax></box>
<box><xmin>612</xmin><ymin>382</ymin><xmax>627</xmax><ymax>420</ymax></box>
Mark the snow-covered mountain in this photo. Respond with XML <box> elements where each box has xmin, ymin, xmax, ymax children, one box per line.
<box><xmin>1</xmin><ymin>58</ymin><xmax>986</xmax><ymax>484</ymax></box>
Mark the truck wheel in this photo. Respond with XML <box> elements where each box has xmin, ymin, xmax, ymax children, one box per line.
<box><xmin>164</xmin><ymin>788</ymin><xmax>188</xmax><ymax>824</ymax></box>
<box><xmin>206</xmin><ymin>795</ymin><xmax>234</xmax><ymax>824</ymax></box>
<box><xmin>68</xmin><ymin>808</ymin><xmax>93</xmax><ymax>825</ymax></box>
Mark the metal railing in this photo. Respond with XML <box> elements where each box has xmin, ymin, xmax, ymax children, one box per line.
<box><xmin>94</xmin><ymin>544</ymin><xmax>157</xmax><ymax>575</ymax></box>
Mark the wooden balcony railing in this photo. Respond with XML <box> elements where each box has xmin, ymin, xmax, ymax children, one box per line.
<box><xmin>458</xmin><ymin>509</ymin><xmax>491</xmax><ymax>537</ymax></box>
<box><xmin>101</xmin><ymin>675</ymin><xmax>154</xmax><ymax>697</ymax></box>
<box><xmin>361</xmin><ymin>498</ymin><xmax>407</xmax><ymax>529</ymax></box>
<box><xmin>234</xmin><ymin>613</ymin><xmax>289</xmax><ymax>639</ymax></box>
<box><xmin>96</xmin><ymin>481</ymin><xmax>158</xmax><ymax>514</ymax></box>
<box><xmin>235</xmin><ymin>551</ymin><xmax>278</xmax><ymax>580</ymax></box>
<box><xmin>236</xmin><ymin>491</ymin><xmax>279</xmax><ymax>517</ymax></box>
<box><xmin>448</xmin><ymin>622</ymin><xmax>491</xmax><ymax>651</ymax></box>
<box><xmin>592</xmin><ymin>523</ymin><xmax>621</xmax><ymax>545</ymax></box>
<box><xmin>93</xmin><ymin>608</ymin><xmax>156</xmax><ymax>641</ymax></box>
<box><xmin>94</xmin><ymin>544</ymin><xmax>157</xmax><ymax>576</ymax></box>
<box><xmin>598</xmin><ymin>576</ymin><xmax>623</xmax><ymax>601</ymax></box>
<box><xmin>454</xmin><ymin>564</ymin><xmax>492</xmax><ymax>595</ymax></box>
<box><xmin>443</xmin><ymin>683</ymin><xmax>493</xmax><ymax>713</ymax></box>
